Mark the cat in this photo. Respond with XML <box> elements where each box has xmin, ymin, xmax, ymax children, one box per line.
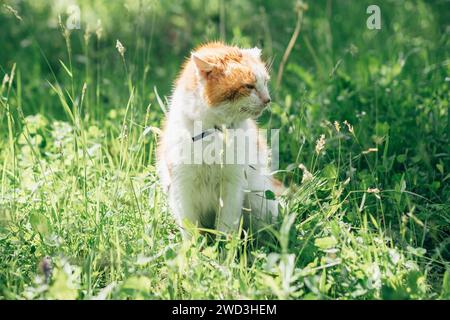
<box><xmin>157</xmin><ymin>42</ymin><xmax>283</xmax><ymax>239</ymax></box>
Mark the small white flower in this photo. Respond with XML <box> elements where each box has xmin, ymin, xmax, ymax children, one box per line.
<box><xmin>367</xmin><ymin>187</ymin><xmax>381</xmax><ymax>199</ymax></box>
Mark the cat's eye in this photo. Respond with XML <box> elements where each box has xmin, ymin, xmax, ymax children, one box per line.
<box><xmin>245</xmin><ymin>84</ymin><xmax>255</xmax><ymax>90</ymax></box>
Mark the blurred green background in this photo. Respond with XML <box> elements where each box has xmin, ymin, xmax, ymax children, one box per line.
<box><xmin>1</xmin><ymin>0</ymin><xmax>448</xmax><ymax>171</ymax></box>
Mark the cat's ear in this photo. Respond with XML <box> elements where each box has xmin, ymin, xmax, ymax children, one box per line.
<box><xmin>191</xmin><ymin>53</ymin><xmax>216</xmax><ymax>74</ymax></box>
<box><xmin>242</xmin><ymin>47</ymin><xmax>262</xmax><ymax>60</ymax></box>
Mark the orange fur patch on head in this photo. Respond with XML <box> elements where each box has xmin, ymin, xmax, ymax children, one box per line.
<box><xmin>205</xmin><ymin>63</ymin><xmax>256</xmax><ymax>105</ymax></box>
<box><xmin>178</xmin><ymin>42</ymin><xmax>265</xmax><ymax>106</ymax></box>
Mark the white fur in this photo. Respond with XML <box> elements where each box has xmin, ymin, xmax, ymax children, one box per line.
<box><xmin>157</xmin><ymin>49</ymin><xmax>278</xmax><ymax>239</ymax></box>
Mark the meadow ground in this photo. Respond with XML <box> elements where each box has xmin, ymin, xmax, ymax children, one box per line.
<box><xmin>0</xmin><ymin>0</ymin><xmax>449</xmax><ymax>299</ymax></box>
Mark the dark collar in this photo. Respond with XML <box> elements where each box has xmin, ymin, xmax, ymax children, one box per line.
<box><xmin>192</xmin><ymin>127</ymin><xmax>219</xmax><ymax>142</ymax></box>
<box><xmin>191</xmin><ymin>123</ymin><xmax>236</xmax><ymax>142</ymax></box>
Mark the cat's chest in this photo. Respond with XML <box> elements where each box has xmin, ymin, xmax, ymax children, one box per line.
<box><xmin>187</xmin><ymin>164</ymin><xmax>245</xmax><ymax>187</ymax></box>
<box><xmin>173</xmin><ymin>163</ymin><xmax>244</xmax><ymax>195</ymax></box>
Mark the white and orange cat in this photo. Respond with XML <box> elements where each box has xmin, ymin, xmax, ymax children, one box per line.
<box><xmin>157</xmin><ymin>42</ymin><xmax>282</xmax><ymax>239</ymax></box>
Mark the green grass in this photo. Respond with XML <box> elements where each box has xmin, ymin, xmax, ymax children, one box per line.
<box><xmin>0</xmin><ymin>0</ymin><xmax>449</xmax><ymax>299</ymax></box>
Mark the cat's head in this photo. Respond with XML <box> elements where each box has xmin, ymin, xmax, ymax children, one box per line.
<box><xmin>190</xmin><ymin>43</ymin><xmax>271</xmax><ymax>119</ymax></box>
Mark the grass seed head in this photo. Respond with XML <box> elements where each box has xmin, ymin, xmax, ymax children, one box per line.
<box><xmin>116</xmin><ymin>40</ymin><xmax>126</xmax><ymax>58</ymax></box>
<box><xmin>299</xmin><ymin>163</ymin><xmax>313</xmax><ymax>183</ymax></box>
<box><xmin>315</xmin><ymin>134</ymin><xmax>326</xmax><ymax>155</ymax></box>
<box><xmin>334</xmin><ymin>121</ymin><xmax>341</xmax><ymax>132</ymax></box>
<box><xmin>3</xmin><ymin>4</ymin><xmax>22</xmax><ymax>21</ymax></box>
<box><xmin>96</xmin><ymin>19</ymin><xmax>103</xmax><ymax>40</ymax></box>
<box><xmin>1</xmin><ymin>73</ymin><xmax>9</xmax><ymax>91</ymax></box>
<box><xmin>343</xmin><ymin>120</ymin><xmax>354</xmax><ymax>134</ymax></box>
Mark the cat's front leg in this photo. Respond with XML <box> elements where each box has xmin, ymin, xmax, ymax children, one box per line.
<box><xmin>215</xmin><ymin>178</ymin><xmax>245</xmax><ymax>235</ymax></box>
<box><xmin>168</xmin><ymin>175</ymin><xmax>202</xmax><ymax>240</ymax></box>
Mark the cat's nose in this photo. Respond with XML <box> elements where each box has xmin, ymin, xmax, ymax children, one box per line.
<box><xmin>263</xmin><ymin>97</ymin><xmax>271</xmax><ymax>105</ymax></box>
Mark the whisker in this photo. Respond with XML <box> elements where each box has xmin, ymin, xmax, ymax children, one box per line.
<box><xmin>266</xmin><ymin>56</ymin><xmax>276</xmax><ymax>73</ymax></box>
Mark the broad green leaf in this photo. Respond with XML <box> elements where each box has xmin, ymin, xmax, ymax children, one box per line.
<box><xmin>314</xmin><ymin>236</ymin><xmax>337</xmax><ymax>249</ymax></box>
<box><xmin>264</xmin><ymin>190</ymin><xmax>276</xmax><ymax>200</ymax></box>
<box><xmin>30</xmin><ymin>212</ymin><xmax>51</xmax><ymax>236</ymax></box>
